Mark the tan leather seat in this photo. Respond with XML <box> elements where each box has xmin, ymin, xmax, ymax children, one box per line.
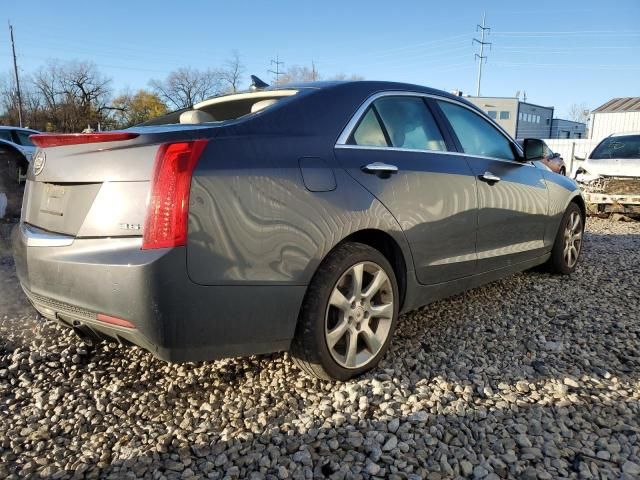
<box><xmin>179</xmin><ymin>110</ymin><xmax>216</xmax><ymax>124</ymax></box>
<box><xmin>251</xmin><ymin>99</ymin><xmax>278</xmax><ymax>113</ymax></box>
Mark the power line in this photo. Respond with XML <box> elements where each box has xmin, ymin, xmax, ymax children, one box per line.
<box><xmin>473</xmin><ymin>13</ymin><xmax>491</xmax><ymax>96</ymax></box>
<box><xmin>492</xmin><ymin>29</ymin><xmax>640</xmax><ymax>35</ymax></box>
<box><xmin>9</xmin><ymin>22</ymin><xmax>23</xmax><ymax>127</ymax></box>
<box><xmin>492</xmin><ymin>61</ymin><xmax>640</xmax><ymax>69</ymax></box>
<box><xmin>268</xmin><ymin>56</ymin><xmax>285</xmax><ymax>84</ymax></box>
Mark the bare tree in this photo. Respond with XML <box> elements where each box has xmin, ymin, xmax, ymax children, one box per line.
<box><xmin>30</xmin><ymin>61</ymin><xmax>112</xmax><ymax>132</ymax></box>
<box><xmin>330</xmin><ymin>73</ymin><xmax>365</xmax><ymax>81</ymax></box>
<box><xmin>150</xmin><ymin>68</ymin><xmax>223</xmax><ymax>109</ymax></box>
<box><xmin>567</xmin><ymin>103</ymin><xmax>590</xmax><ymax>123</ymax></box>
<box><xmin>276</xmin><ymin>64</ymin><xmax>363</xmax><ymax>85</ymax></box>
<box><xmin>276</xmin><ymin>64</ymin><xmax>319</xmax><ymax>85</ymax></box>
<box><xmin>220</xmin><ymin>51</ymin><xmax>245</xmax><ymax>93</ymax></box>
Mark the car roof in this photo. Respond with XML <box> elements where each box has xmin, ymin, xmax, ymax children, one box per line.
<box><xmin>0</xmin><ymin>126</ymin><xmax>38</xmax><ymax>132</ymax></box>
<box><xmin>278</xmin><ymin>79</ymin><xmax>474</xmax><ymax>103</ymax></box>
<box><xmin>198</xmin><ymin>80</ymin><xmax>480</xmax><ymax>112</ymax></box>
<box><xmin>609</xmin><ymin>131</ymin><xmax>640</xmax><ymax>137</ymax></box>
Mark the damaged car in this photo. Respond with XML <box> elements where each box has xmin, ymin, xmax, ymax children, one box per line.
<box><xmin>575</xmin><ymin>132</ymin><xmax>640</xmax><ymax>215</ymax></box>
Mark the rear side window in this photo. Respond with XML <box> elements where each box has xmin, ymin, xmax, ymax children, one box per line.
<box><xmin>374</xmin><ymin>97</ymin><xmax>447</xmax><ymax>151</ymax></box>
<box><xmin>590</xmin><ymin>135</ymin><xmax>640</xmax><ymax>159</ymax></box>
<box><xmin>438</xmin><ymin>101</ymin><xmax>515</xmax><ymax>161</ymax></box>
<box><xmin>0</xmin><ymin>131</ymin><xmax>12</xmax><ymax>142</ymax></box>
<box><xmin>351</xmin><ymin>108</ymin><xmax>388</xmax><ymax>147</ymax></box>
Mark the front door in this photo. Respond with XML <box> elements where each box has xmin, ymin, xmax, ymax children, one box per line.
<box><xmin>435</xmin><ymin>100</ymin><xmax>548</xmax><ymax>272</ymax></box>
<box><xmin>335</xmin><ymin>94</ymin><xmax>478</xmax><ymax>285</ymax></box>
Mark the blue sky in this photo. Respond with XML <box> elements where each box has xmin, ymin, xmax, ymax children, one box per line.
<box><xmin>1</xmin><ymin>0</ymin><xmax>639</xmax><ymax>118</ymax></box>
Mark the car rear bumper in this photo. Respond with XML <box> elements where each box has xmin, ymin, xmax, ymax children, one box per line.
<box><xmin>12</xmin><ymin>223</ymin><xmax>305</xmax><ymax>362</ymax></box>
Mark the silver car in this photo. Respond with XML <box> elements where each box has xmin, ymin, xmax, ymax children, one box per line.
<box><xmin>13</xmin><ymin>80</ymin><xmax>585</xmax><ymax>380</ymax></box>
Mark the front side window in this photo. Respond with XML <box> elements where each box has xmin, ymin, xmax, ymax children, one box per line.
<box><xmin>437</xmin><ymin>101</ymin><xmax>515</xmax><ymax>161</ymax></box>
<box><xmin>590</xmin><ymin>135</ymin><xmax>640</xmax><ymax>159</ymax></box>
<box><xmin>374</xmin><ymin>96</ymin><xmax>447</xmax><ymax>151</ymax></box>
<box><xmin>351</xmin><ymin>108</ymin><xmax>388</xmax><ymax>147</ymax></box>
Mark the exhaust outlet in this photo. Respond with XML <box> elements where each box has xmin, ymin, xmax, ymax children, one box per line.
<box><xmin>72</xmin><ymin>324</ymin><xmax>103</xmax><ymax>347</ymax></box>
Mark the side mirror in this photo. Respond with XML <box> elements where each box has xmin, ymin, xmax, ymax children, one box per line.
<box><xmin>574</xmin><ymin>155</ymin><xmax>585</xmax><ymax>161</ymax></box>
<box><xmin>523</xmin><ymin>138</ymin><xmax>545</xmax><ymax>161</ymax></box>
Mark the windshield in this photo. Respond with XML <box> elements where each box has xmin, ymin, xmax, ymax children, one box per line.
<box><xmin>590</xmin><ymin>135</ymin><xmax>640</xmax><ymax>160</ymax></box>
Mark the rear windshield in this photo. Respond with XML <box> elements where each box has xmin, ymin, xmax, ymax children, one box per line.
<box><xmin>590</xmin><ymin>135</ymin><xmax>640</xmax><ymax>159</ymax></box>
<box><xmin>139</xmin><ymin>90</ymin><xmax>298</xmax><ymax>126</ymax></box>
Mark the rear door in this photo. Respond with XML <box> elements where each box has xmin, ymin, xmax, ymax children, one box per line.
<box><xmin>435</xmin><ymin>100</ymin><xmax>548</xmax><ymax>272</ymax></box>
<box><xmin>335</xmin><ymin>93</ymin><xmax>478</xmax><ymax>285</ymax></box>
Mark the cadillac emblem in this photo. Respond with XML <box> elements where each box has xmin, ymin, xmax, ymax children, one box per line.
<box><xmin>33</xmin><ymin>150</ymin><xmax>46</xmax><ymax>176</ymax></box>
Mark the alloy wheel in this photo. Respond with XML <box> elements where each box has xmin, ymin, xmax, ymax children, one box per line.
<box><xmin>324</xmin><ymin>261</ymin><xmax>394</xmax><ymax>369</ymax></box>
<box><xmin>563</xmin><ymin>211</ymin><xmax>583</xmax><ymax>268</ymax></box>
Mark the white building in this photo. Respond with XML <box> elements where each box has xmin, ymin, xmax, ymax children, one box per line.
<box><xmin>589</xmin><ymin>97</ymin><xmax>640</xmax><ymax>140</ymax></box>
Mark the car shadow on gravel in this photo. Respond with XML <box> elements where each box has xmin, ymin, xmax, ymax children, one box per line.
<box><xmin>1</xmin><ymin>223</ymin><xmax>639</xmax><ymax>478</ymax></box>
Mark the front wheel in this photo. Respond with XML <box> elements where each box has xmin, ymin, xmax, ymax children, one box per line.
<box><xmin>547</xmin><ymin>203</ymin><xmax>584</xmax><ymax>274</ymax></box>
<box><xmin>290</xmin><ymin>242</ymin><xmax>399</xmax><ymax>381</ymax></box>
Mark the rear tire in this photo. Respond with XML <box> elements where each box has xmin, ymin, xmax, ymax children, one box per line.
<box><xmin>290</xmin><ymin>242</ymin><xmax>399</xmax><ymax>381</ymax></box>
<box><xmin>547</xmin><ymin>202</ymin><xmax>584</xmax><ymax>274</ymax></box>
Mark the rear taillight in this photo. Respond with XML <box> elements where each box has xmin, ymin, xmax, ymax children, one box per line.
<box><xmin>30</xmin><ymin>132</ymin><xmax>139</xmax><ymax>147</ymax></box>
<box><xmin>142</xmin><ymin>140</ymin><xmax>208</xmax><ymax>250</ymax></box>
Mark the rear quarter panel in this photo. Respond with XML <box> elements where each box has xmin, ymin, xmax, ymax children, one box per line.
<box><xmin>186</xmin><ymin>134</ymin><xmax>412</xmax><ymax>286</ymax></box>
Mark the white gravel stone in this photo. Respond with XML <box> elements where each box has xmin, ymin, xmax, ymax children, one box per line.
<box><xmin>0</xmin><ymin>217</ymin><xmax>639</xmax><ymax>479</ymax></box>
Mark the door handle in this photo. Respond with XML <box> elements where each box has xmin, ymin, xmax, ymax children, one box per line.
<box><xmin>361</xmin><ymin>162</ymin><xmax>399</xmax><ymax>177</ymax></box>
<box><xmin>479</xmin><ymin>171</ymin><xmax>501</xmax><ymax>183</ymax></box>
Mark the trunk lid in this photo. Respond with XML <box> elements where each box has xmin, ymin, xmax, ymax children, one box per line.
<box><xmin>22</xmin><ymin>127</ymin><xmax>212</xmax><ymax>238</ymax></box>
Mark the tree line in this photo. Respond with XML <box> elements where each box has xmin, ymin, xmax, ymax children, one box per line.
<box><xmin>0</xmin><ymin>52</ymin><xmax>362</xmax><ymax>132</ymax></box>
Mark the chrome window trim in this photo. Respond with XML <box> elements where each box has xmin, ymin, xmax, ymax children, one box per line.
<box><xmin>21</xmin><ymin>223</ymin><xmax>74</xmax><ymax>247</ymax></box>
<box><xmin>335</xmin><ymin>90</ymin><xmax>526</xmax><ymax>161</ymax></box>
<box><xmin>334</xmin><ymin>144</ymin><xmax>534</xmax><ymax>167</ymax></box>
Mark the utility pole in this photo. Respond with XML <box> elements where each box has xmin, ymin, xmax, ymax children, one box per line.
<box><xmin>311</xmin><ymin>60</ymin><xmax>318</xmax><ymax>81</ymax></box>
<box><xmin>9</xmin><ymin>22</ymin><xmax>23</xmax><ymax>127</ymax></box>
<box><xmin>268</xmin><ymin>56</ymin><xmax>285</xmax><ymax>84</ymax></box>
<box><xmin>473</xmin><ymin>13</ymin><xmax>491</xmax><ymax>97</ymax></box>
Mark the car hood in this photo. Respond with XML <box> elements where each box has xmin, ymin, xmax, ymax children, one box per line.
<box><xmin>581</xmin><ymin>158</ymin><xmax>640</xmax><ymax>178</ymax></box>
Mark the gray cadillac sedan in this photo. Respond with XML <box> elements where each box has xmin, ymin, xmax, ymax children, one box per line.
<box><xmin>13</xmin><ymin>80</ymin><xmax>585</xmax><ymax>380</ymax></box>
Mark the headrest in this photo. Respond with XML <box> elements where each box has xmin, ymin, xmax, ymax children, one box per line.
<box><xmin>179</xmin><ymin>110</ymin><xmax>215</xmax><ymax>124</ymax></box>
<box><xmin>251</xmin><ymin>99</ymin><xmax>278</xmax><ymax>113</ymax></box>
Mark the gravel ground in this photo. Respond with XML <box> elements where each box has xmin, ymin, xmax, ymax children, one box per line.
<box><xmin>1</xmin><ymin>218</ymin><xmax>639</xmax><ymax>480</ymax></box>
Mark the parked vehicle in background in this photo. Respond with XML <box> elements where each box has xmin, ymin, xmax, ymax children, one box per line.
<box><xmin>13</xmin><ymin>80</ymin><xmax>586</xmax><ymax>380</ymax></box>
<box><xmin>0</xmin><ymin>126</ymin><xmax>40</xmax><ymax>183</ymax></box>
<box><xmin>575</xmin><ymin>132</ymin><xmax>640</xmax><ymax>216</ymax></box>
<box><xmin>518</xmin><ymin>139</ymin><xmax>566</xmax><ymax>175</ymax></box>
